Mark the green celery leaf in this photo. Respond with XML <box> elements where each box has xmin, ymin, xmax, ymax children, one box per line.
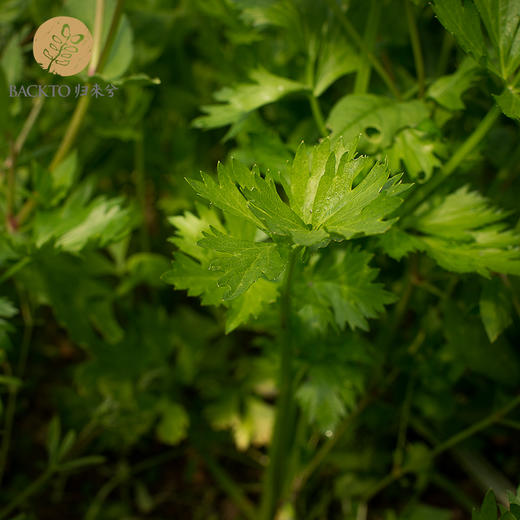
<box><xmin>34</xmin><ymin>181</ymin><xmax>134</xmax><ymax>253</ymax></box>
<box><xmin>313</xmin><ymin>32</ymin><xmax>359</xmax><ymax>96</ymax></box>
<box><xmin>198</xmin><ymin>228</ymin><xmax>288</xmax><ymax>299</ymax></box>
<box><xmin>165</xmin><ymin>207</ymin><xmax>279</xmax><ymax>330</ymax></box>
<box><xmin>427</xmin><ymin>57</ymin><xmax>481</xmax><ymax>110</ymax></box>
<box><xmin>473</xmin><ymin>0</ymin><xmax>520</xmax><ymax>79</ymax></box>
<box><xmin>472</xmin><ymin>490</ymin><xmax>498</xmax><ymax>520</ymax></box>
<box><xmin>226</xmin><ymin>278</ymin><xmax>278</xmax><ymax>333</ymax></box>
<box><xmin>494</xmin><ymin>87</ymin><xmax>520</xmax><ymax>120</ymax></box>
<box><xmin>433</xmin><ymin>0</ymin><xmax>488</xmax><ymax>70</ymax></box>
<box><xmin>296</xmin><ymin>370</ymin><xmax>347</xmax><ymax>432</ymax></box>
<box><xmin>378</xmin><ymin>227</ymin><xmax>425</xmax><ymax>260</ymax></box>
<box><xmin>27</xmin><ymin>251</ymin><xmax>123</xmax><ymax>347</ymax></box>
<box><xmin>405</xmin><ymin>186</ymin><xmax>520</xmax><ymax>276</ymax></box>
<box><xmin>386</xmin><ymin>128</ymin><xmax>443</xmax><ymax>182</ymax></box>
<box><xmin>287</xmin><ymin>138</ymin><xmax>411</xmax><ymax>240</ymax></box>
<box><xmin>327</xmin><ymin>94</ymin><xmax>429</xmax><ymax>153</ymax></box>
<box><xmin>187</xmin><ymin>161</ymin><xmax>263</xmax><ymax>229</ymax></box>
<box><xmin>193</xmin><ymin>68</ymin><xmax>307</xmax><ymax>129</ymax></box>
<box><xmin>189</xmin><ymin>160</ymin><xmax>327</xmax><ymax>246</ymax></box>
<box><xmin>296</xmin><ymin>247</ymin><xmax>397</xmax><ymax>331</ymax></box>
<box><xmin>161</xmin><ymin>252</ymin><xmax>226</xmax><ymax>306</ymax></box>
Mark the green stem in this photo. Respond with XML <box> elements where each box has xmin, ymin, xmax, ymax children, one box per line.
<box><xmin>498</xmin><ymin>418</ymin><xmax>520</xmax><ymax>430</ymax></box>
<box><xmin>363</xmin><ymin>394</ymin><xmax>520</xmax><ymax>502</ymax></box>
<box><xmin>308</xmin><ymin>94</ymin><xmax>328</xmax><ymax>138</ymax></box>
<box><xmin>325</xmin><ymin>0</ymin><xmax>400</xmax><ymax>98</ymax></box>
<box><xmin>436</xmin><ymin>31</ymin><xmax>454</xmax><ymax>77</ymax></box>
<box><xmin>400</xmin><ymin>103</ymin><xmax>502</xmax><ymax>219</ymax></box>
<box><xmin>200</xmin><ymin>450</ymin><xmax>257</xmax><ymax>520</ymax></box>
<box><xmin>392</xmin><ymin>375</ymin><xmax>415</xmax><ymax>471</ymax></box>
<box><xmin>430</xmin><ymin>473</ymin><xmax>475</xmax><ymax>512</ymax></box>
<box><xmin>88</xmin><ymin>0</ymin><xmax>105</xmax><ymax>75</ymax></box>
<box><xmin>292</xmin><ymin>395</ymin><xmax>371</xmax><ymax>495</ymax></box>
<box><xmin>48</xmin><ymin>95</ymin><xmax>91</xmax><ymax>172</ymax></box>
<box><xmin>260</xmin><ymin>248</ymin><xmax>299</xmax><ymax>520</ymax></box>
<box><xmin>291</xmin><ymin>368</ymin><xmax>400</xmax><ymax>497</ymax></box>
<box><xmin>97</xmin><ymin>0</ymin><xmax>126</xmax><ymax>74</ymax></box>
<box><xmin>405</xmin><ymin>0</ymin><xmax>425</xmax><ymax>98</ymax></box>
<box><xmin>0</xmin><ymin>468</ymin><xmax>54</xmax><ymax>519</ymax></box>
<box><xmin>354</xmin><ymin>0</ymin><xmax>380</xmax><ymax>94</ymax></box>
<box><xmin>2</xmin><ymin>96</ymin><xmax>45</xmax><ymax>173</ymax></box>
<box><xmin>431</xmin><ymin>396</ymin><xmax>520</xmax><ymax>458</ymax></box>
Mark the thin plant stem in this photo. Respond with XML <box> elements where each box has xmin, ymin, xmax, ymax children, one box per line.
<box><xmin>354</xmin><ymin>0</ymin><xmax>380</xmax><ymax>94</ymax></box>
<box><xmin>97</xmin><ymin>0</ymin><xmax>126</xmax><ymax>74</ymax></box>
<box><xmin>400</xmin><ymin>103</ymin><xmax>502</xmax><ymax>219</ymax></box>
<box><xmin>325</xmin><ymin>0</ymin><xmax>400</xmax><ymax>98</ymax></box>
<box><xmin>88</xmin><ymin>0</ymin><xmax>105</xmax><ymax>75</ymax></box>
<box><xmin>260</xmin><ymin>247</ymin><xmax>300</xmax><ymax>520</ymax></box>
<box><xmin>430</xmin><ymin>473</ymin><xmax>475</xmax><ymax>512</ymax></box>
<box><xmin>405</xmin><ymin>0</ymin><xmax>425</xmax><ymax>97</ymax></box>
<box><xmin>392</xmin><ymin>374</ymin><xmax>415</xmax><ymax>471</ymax></box>
<box><xmin>436</xmin><ymin>31</ymin><xmax>454</xmax><ymax>77</ymax></box>
<box><xmin>199</xmin><ymin>450</ymin><xmax>257</xmax><ymax>520</ymax></box>
<box><xmin>363</xmin><ymin>394</ymin><xmax>520</xmax><ymax>502</ymax></box>
<box><xmin>292</xmin><ymin>395</ymin><xmax>371</xmax><ymax>495</ymax></box>
<box><xmin>292</xmin><ymin>368</ymin><xmax>400</xmax><ymax>496</ymax></box>
<box><xmin>85</xmin><ymin>449</ymin><xmax>181</xmax><ymax>520</ymax></box>
<box><xmin>0</xmin><ymin>257</ymin><xmax>32</xmax><ymax>285</ymax></box>
<box><xmin>48</xmin><ymin>94</ymin><xmax>91</xmax><ymax>172</ymax></box>
<box><xmin>308</xmin><ymin>94</ymin><xmax>328</xmax><ymax>137</ymax></box>
<box><xmin>2</xmin><ymin>96</ymin><xmax>45</xmax><ymax>172</ymax></box>
<box><xmin>0</xmin><ymin>468</ymin><xmax>54</xmax><ymax>519</ymax></box>
<box><xmin>498</xmin><ymin>418</ymin><xmax>520</xmax><ymax>430</ymax></box>
<box><xmin>3</xmin><ymin>97</ymin><xmax>45</xmax><ymax>230</ymax></box>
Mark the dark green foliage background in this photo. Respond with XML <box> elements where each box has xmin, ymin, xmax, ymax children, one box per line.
<box><xmin>0</xmin><ymin>0</ymin><xmax>520</xmax><ymax>519</ymax></box>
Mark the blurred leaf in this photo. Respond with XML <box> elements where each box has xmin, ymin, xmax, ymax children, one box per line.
<box><xmin>226</xmin><ymin>278</ymin><xmax>278</xmax><ymax>332</ymax></box>
<box><xmin>297</xmin><ymin>247</ymin><xmax>396</xmax><ymax>331</ymax></box>
<box><xmin>407</xmin><ymin>186</ymin><xmax>520</xmax><ymax>276</ymax></box>
<box><xmin>472</xmin><ymin>489</ymin><xmax>498</xmax><ymax>520</ymax></box>
<box><xmin>34</xmin><ymin>181</ymin><xmax>134</xmax><ymax>252</ymax></box>
<box><xmin>327</xmin><ymin>95</ymin><xmax>429</xmax><ymax>153</ymax></box>
<box><xmin>193</xmin><ymin>68</ymin><xmax>307</xmax><ymax>129</ymax></box>
<box><xmin>313</xmin><ymin>32</ymin><xmax>359</xmax><ymax>96</ymax></box>
<box><xmin>480</xmin><ymin>278</ymin><xmax>513</xmax><ymax>342</ymax></box>
<box><xmin>58</xmin><ymin>455</ymin><xmax>105</xmax><ymax>472</ymax></box>
<box><xmin>156</xmin><ymin>401</ymin><xmax>189</xmax><ymax>445</ymax></box>
<box><xmin>0</xmin><ymin>32</ymin><xmax>23</xmax><ymax>84</ymax></box>
<box><xmin>427</xmin><ymin>57</ymin><xmax>480</xmax><ymax>110</ymax></box>
<box><xmin>386</xmin><ymin>128</ymin><xmax>442</xmax><ymax>182</ymax></box>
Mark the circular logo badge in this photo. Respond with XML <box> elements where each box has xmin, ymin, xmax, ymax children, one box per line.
<box><xmin>33</xmin><ymin>16</ymin><xmax>93</xmax><ymax>77</ymax></box>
